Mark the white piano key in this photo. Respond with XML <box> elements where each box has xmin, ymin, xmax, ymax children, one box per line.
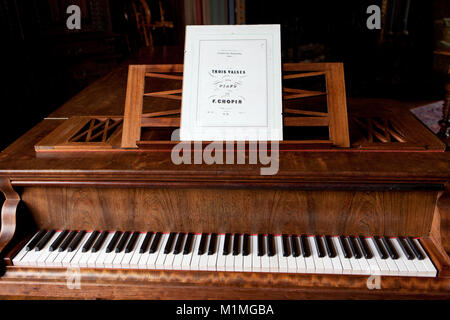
<box><xmin>129</xmin><ymin>233</ymin><xmax>147</xmax><ymax>269</ymax></box>
<box><xmin>301</xmin><ymin>237</ymin><xmax>315</xmax><ymax>273</ymax></box>
<box><xmin>18</xmin><ymin>249</ymin><xmax>39</xmax><ymax>266</ymax></box>
<box><xmin>325</xmin><ymin>237</ymin><xmax>342</xmax><ymax>274</ymax></box>
<box><xmin>319</xmin><ymin>236</ymin><xmax>334</xmax><ymax>274</ymax></box>
<box><xmin>286</xmin><ymin>237</ymin><xmax>297</xmax><ymax>273</ymax></box>
<box><xmin>163</xmin><ymin>234</ymin><xmax>179</xmax><ymax>270</ymax></box>
<box><xmin>250</xmin><ymin>235</ymin><xmax>261</xmax><ymax>272</ymax></box>
<box><xmin>189</xmin><ymin>234</ymin><xmax>202</xmax><ymax>271</ymax></box>
<box><xmin>216</xmin><ymin>234</ymin><xmax>227</xmax><ymax>272</ymax></box>
<box><xmin>122</xmin><ymin>233</ymin><xmax>143</xmax><ymax>269</ymax></box>
<box><xmin>292</xmin><ymin>237</ymin><xmax>307</xmax><ymax>272</ymax></box>
<box><xmin>234</xmin><ymin>235</ymin><xmax>244</xmax><ymax>272</ymax></box>
<box><xmin>207</xmin><ymin>234</ymin><xmax>222</xmax><ymax>271</ymax></box>
<box><xmin>61</xmin><ymin>232</ymin><xmax>89</xmax><ymax>267</ymax></box>
<box><xmin>308</xmin><ymin>236</ymin><xmax>324</xmax><ymax>274</ymax></box>
<box><xmin>137</xmin><ymin>233</ymin><xmax>155</xmax><ymax>269</ymax></box>
<box><xmin>44</xmin><ymin>232</ymin><xmax>69</xmax><ymax>267</ymax></box>
<box><xmin>365</xmin><ymin>237</ymin><xmax>387</xmax><ymax>276</ymax></box>
<box><xmin>19</xmin><ymin>232</ymin><xmax>54</xmax><ymax>266</ymax></box>
<box><xmin>20</xmin><ymin>249</ymin><xmax>41</xmax><ymax>266</ymax></box>
<box><xmin>154</xmin><ymin>234</ymin><xmax>170</xmax><ymax>270</ymax></box>
<box><xmin>403</xmin><ymin>239</ymin><xmax>430</xmax><ymax>277</ymax></box>
<box><xmin>111</xmin><ymin>235</ymin><xmax>131</xmax><ymax>269</ymax></box>
<box><xmin>35</xmin><ymin>232</ymin><xmax>60</xmax><ymax>266</ymax></box>
<box><xmin>225</xmin><ymin>236</ymin><xmax>235</xmax><ymax>272</ymax></box>
<box><xmin>145</xmin><ymin>233</ymin><xmax>167</xmax><ymax>269</ymax></box>
<box><xmin>87</xmin><ymin>232</ymin><xmax>113</xmax><ymax>268</ymax></box>
<box><xmin>332</xmin><ymin>236</ymin><xmax>351</xmax><ymax>275</ymax></box>
<box><xmin>260</xmin><ymin>236</ymin><xmax>270</xmax><ymax>272</ymax></box>
<box><xmin>198</xmin><ymin>234</ymin><xmax>210</xmax><ymax>271</ymax></box>
<box><xmin>70</xmin><ymin>232</ymin><xmax>93</xmax><ymax>267</ymax></box>
<box><xmin>93</xmin><ymin>233</ymin><xmax>114</xmax><ymax>268</ymax></box>
<box><xmin>409</xmin><ymin>248</ymin><xmax>429</xmax><ymax>277</ymax></box>
<box><xmin>388</xmin><ymin>238</ymin><xmax>409</xmax><ymax>276</ymax></box>
<box><xmin>12</xmin><ymin>233</ymin><xmax>40</xmax><ymax>266</ymax></box>
<box><xmin>353</xmin><ymin>239</ymin><xmax>371</xmax><ymax>275</ymax></box>
<box><xmin>52</xmin><ymin>248</ymin><xmax>69</xmax><ymax>267</ymax></box>
<box><xmin>379</xmin><ymin>241</ymin><xmax>400</xmax><ymax>276</ymax></box>
<box><xmin>173</xmin><ymin>234</ymin><xmax>187</xmax><ymax>270</ymax></box>
<box><xmin>360</xmin><ymin>239</ymin><xmax>381</xmax><ymax>275</ymax></box>
<box><xmin>269</xmin><ymin>236</ymin><xmax>279</xmax><ymax>272</ymax></box>
<box><xmin>180</xmin><ymin>234</ymin><xmax>196</xmax><ymax>270</ymax></box>
<box><xmin>391</xmin><ymin>238</ymin><xmax>417</xmax><ymax>276</ymax></box>
<box><xmin>275</xmin><ymin>236</ymin><xmax>288</xmax><ymax>273</ymax></box>
<box><xmin>413</xmin><ymin>239</ymin><xmax>437</xmax><ymax>277</ymax></box>
<box><xmin>344</xmin><ymin>237</ymin><xmax>363</xmax><ymax>275</ymax></box>
<box><xmin>243</xmin><ymin>235</ymin><xmax>252</xmax><ymax>272</ymax></box>
<box><xmin>78</xmin><ymin>233</ymin><xmax>99</xmax><ymax>268</ymax></box>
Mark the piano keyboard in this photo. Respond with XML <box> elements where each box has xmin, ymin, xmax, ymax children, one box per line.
<box><xmin>12</xmin><ymin>230</ymin><xmax>437</xmax><ymax>277</ymax></box>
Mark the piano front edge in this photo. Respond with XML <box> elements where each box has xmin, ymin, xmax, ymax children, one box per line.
<box><xmin>0</xmin><ymin>182</ymin><xmax>449</xmax><ymax>299</ymax></box>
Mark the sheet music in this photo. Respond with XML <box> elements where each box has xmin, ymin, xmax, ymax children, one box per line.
<box><xmin>181</xmin><ymin>25</ymin><xmax>282</xmax><ymax>141</ymax></box>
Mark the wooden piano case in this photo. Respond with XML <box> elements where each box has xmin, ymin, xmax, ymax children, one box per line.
<box><xmin>0</xmin><ymin>63</ymin><xmax>449</xmax><ymax>299</ymax></box>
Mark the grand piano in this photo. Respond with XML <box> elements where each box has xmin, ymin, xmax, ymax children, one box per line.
<box><xmin>0</xmin><ymin>50</ymin><xmax>449</xmax><ymax>299</ymax></box>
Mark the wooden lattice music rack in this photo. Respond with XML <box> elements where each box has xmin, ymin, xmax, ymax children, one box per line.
<box><xmin>35</xmin><ymin>63</ymin><xmax>351</xmax><ymax>152</ymax></box>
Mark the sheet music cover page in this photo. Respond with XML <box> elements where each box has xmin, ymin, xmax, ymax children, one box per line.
<box><xmin>181</xmin><ymin>25</ymin><xmax>282</xmax><ymax>141</ymax></box>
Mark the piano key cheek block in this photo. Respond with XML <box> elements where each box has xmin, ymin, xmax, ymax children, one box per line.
<box><xmin>0</xmin><ymin>64</ymin><xmax>449</xmax><ymax>299</ymax></box>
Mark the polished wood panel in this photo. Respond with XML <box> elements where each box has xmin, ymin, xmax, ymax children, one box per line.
<box><xmin>0</xmin><ymin>264</ymin><xmax>449</xmax><ymax>299</ymax></box>
<box><xmin>18</xmin><ymin>187</ymin><xmax>437</xmax><ymax>236</ymax></box>
<box><xmin>2</xmin><ymin>120</ymin><xmax>448</xmax><ymax>184</ymax></box>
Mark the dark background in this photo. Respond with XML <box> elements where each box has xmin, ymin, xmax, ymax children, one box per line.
<box><xmin>0</xmin><ymin>0</ymin><xmax>448</xmax><ymax>150</ymax></box>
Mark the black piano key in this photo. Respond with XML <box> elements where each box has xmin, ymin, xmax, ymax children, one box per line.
<box><xmin>257</xmin><ymin>234</ymin><xmax>265</xmax><ymax>256</ymax></box>
<box><xmin>347</xmin><ymin>236</ymin><xmax>361</xmax><ymax>259</ymax></box>
<box><xmin>35</xmin><ymin>230</ymin><xmax>56</xmax><ymax>251</ymax></box>
<box><xmin>68</xmin><ymin>230</ymin><xmax>86</xmax><ymax>252</ymax></box>
<box><xmin>174</xmin><ymin>233</ymin><xmax>186</xmax><ymax>255</ymax></box>
<box><xmin>26</xmin><ymin>230</ymin><xmax>47</xmax><ymax>251</ymax></box>
<box><xmin>406</xmin><ymin>237</ymin><xmax>424</xmax><ymax>260</ymax></box>
<box><xmin>59</xmin><ymin>230</ymin><xmax>77</xmax><ymax>252</ymax></box>
<box><xmin>242</xmin><ymin>234</ymin><xmax>250</xmax><ymax>256</ymax></box>
<box><xmin>140</xmin><ymin>232</ymin><xmax>154</xmax><ymax>253</ymax></box>
<box><xmin>397</xmin><ymin>237</ymin><xmax>414</xmax><ymax>260</ymax></box>
<box><xmin>207</xmin><ymin>233</ymin><xmax>217</xmax><ymax>255</ymax></box>
<box><xmin>49</xmin><ymin>230</ymin><xmax>69</xmax><ymax>252</ymax></box>
<box><xmin>282</xmin><ymin>234</ymin><xmax>291</xmax><ymax>257</ymax></box>
<box><xmin>164</xmin><ymin>232</ymin><xmax>177</xmax><ymax>254</ymax></box>
<box><xmin>357</xmin><ymin>236</ymin><xmax>372</xmax><ymax>259</ymax></box>
<box><xmin>105</xmin><ymin>231</ymin><xmax>121</xmax><ymax>253</ymax></box>
<box><xmin>82</xmin><ymin>231</ymin><xmax>99</xmax><ymax>252</ymax></box>
<box><xmin>183</xmin><ymin>233</ymin><xmax>194</xmax><ymax>255</ymax></box>
<box><xmin>300</xmin><ymin>235</ymin><xmax>310</xmax><ymax>257</ymax></box>
<box><xmin>372</xmin><ymin>236</ymin><xmax>388</xmax><ymax>259</ymax></box>
<box><xmin>149</xmin><ymin>232</ymin><xmax>162</xmax><ymax>253</ymax></box>
<box><xmin>381</xmin><ymin>237</ymin><xmax>398</xmax><ymax>259</ymax></box>
<box><xmin>91</xmin><ymin>231</ymin><xmax>108</xmax><ymax>253</ymax></box>
<box><xmin>125</xmin><ymin>232</ymin><xmax>140</xmax><ymax>253</ymax></box>
<box><xmin>314</xmin><ymin>235</ymin><xmax>325</xmax><ymax>258</ymax></box>
<box><xmin>198</xmin><ymin>233</ymin><xmax>208</xmax><ymax>255</ymax></box>
<box><xmin>232</xmin><ymin>234</ymin><xmax>241</xmax><ymax>256</ymax></box>
<box><xmin>267</xmin><ymin>234</ymin><xmax>275</xmax><ymax>257</ymax></box>
<box><xmin>223</xmin><ymin>233</ymin><xmax>232</xmax><ymax>255</ymax></box>
<box><xmin>338</xmin><ymin>236</ymin><xmax>351</xmax><ymax>258</ymax></box>
<box><xmin>115</xmin><ymin>231</ymin><xmax>131</xmax><ymax>253</ymax></box>
<box><xmin>290</xmin><ymin>235</ymin><xmax>300</xmax><ymax>257</ymax></box>
<box><xmin>324</xmin><ymin>236</ymin><xmax>336</xmax><ymax>258</ymax></box>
